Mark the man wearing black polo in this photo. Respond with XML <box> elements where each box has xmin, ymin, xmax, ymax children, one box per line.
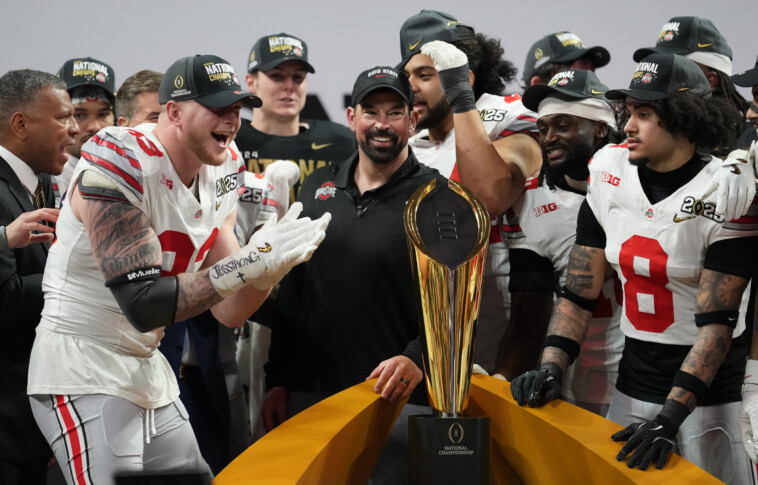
<box><xmin>263</xmin><ymin>66</ymin><xmax>446</xmax><ymax>484</ymax></box>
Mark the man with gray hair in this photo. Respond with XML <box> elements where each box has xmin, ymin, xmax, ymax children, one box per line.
<box><xmin>115</xmin><ymin>69</ymin><xmax>163</xmax><ymax>127</ymax></box>
<box><xmin>0</xmin><ymin>69</ymin><xmax>78</xmax><ymax>484</ymax></box>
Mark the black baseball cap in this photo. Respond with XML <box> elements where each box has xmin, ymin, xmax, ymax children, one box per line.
<box><xmin>57</xmin><ymin>57</ymin><xmax>116</xmax><ymax>102</ymax></box>
<box><xmin>247</xmin><ymin>33</ymin><xmax>315</xmax><ymax>74</ymax></box>
<box><xmin>351</xmin><ymin>66</ymin><xmax>413</xmax><ymax>107</ymax></box>
<box><xmin>606</xmin><ymin>53</ymin><xmax>710</xmax><ymax>101</ymax></box>
<box><xmin>522</xmin><ymin>69</ymin><xmax>610</xmax><ymax>112</ymax></box>
<box><xmin>732</xmin><ymin>53</ymin><xmax>758</xmax><ymax>87</ymax></box>
<box><xmin>522</xmin><ymin>32</ymin><xmax>610</xmax><ymax>84</ymax></box>
<box><xmin>398</xmin><ymin>10</ymin><xmax>475</xmax><ymax>68</ymax></box>
<box><xmin>159</xmin><ymin>55</ymin><xmax>262</xmax><ymax>109</ymax></box>
<box><xmin>633</xmin><ymin>17</ymin><xmax>732</xmax><ymax>69</ymax></box>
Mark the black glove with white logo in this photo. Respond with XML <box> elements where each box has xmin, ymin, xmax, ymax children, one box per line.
<box><xmin>612</xmin><ymin>399</ymin><xmax>689</xmax><ymax>470</ymax></box>
<box><xmin>510</xmin><ymin>362</ymin><xmax>562</xmax><ymax>408</ymax></box>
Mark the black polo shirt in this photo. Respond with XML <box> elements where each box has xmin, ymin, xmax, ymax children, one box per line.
<box><xmin>265</xmin><ymin>149</ymin><xmax>445</xmax><ymax>404</ymax></box>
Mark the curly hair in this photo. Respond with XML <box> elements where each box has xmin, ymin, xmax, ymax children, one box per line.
<box><xmin>454</xmin><ymin>33</ymin><xmax>517</xmax><ymax>99</ymax></box>
<box><xmin>616</xmin><ymin>91</ymin><xmax>743</xmax><ymax>157</ymax></box>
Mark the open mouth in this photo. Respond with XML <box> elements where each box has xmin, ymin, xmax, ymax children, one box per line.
<box><xmin>211</xmin><ymin>131</ymin><xmax>231</xmax><ymax>148</ymax></box>
<box><xmin>546</xmin><ymin>146</ymin><xmax>566</xmax><ymax>161</ymax></box>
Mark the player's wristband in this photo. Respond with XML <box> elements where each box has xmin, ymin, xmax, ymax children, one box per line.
<box><xmin>694</xmin><ymin>310</ymin><xmax>740</xmax><ymax>328</ymax></box>
<box><xmin>437</xmin><ymin>65</ymin><xmax>477</xmax><ymax>114</ymax></box>
<box><xmin>656</xmin><ymin>399</ymin><xmax>690</xmax><ymax>434</ymax></box>
<box><xmin>559</xmin><ymin>284</ymin><xmax>597</xmax><ymax>312</ymax></box>
<box><xmin>542</xmin><ymin>335</ymin><xmax>581</xmax><ymax>365</ymax></box>
<box><xmin>672</xmin><ymin>370</ymin><xmax>709</xmax><ymax>403</ymax></box>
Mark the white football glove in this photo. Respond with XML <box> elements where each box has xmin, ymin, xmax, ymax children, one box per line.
<box><xmin>472</xmin><ymin>363</ymin><xmax>489</xmax><ymax>376</ymax></box>
<box><xmin>420</xmin><ymin>41</ymin><xmax>476</xmax><ymax>114</ymax></box>
<box><xmin>739</xmin><ymin>359</ymin><xmax>758</xmax><ymax>463</ymax></box>
<box><xmin>210</xmin><ymin>202</ymin><xmax>330</xmax><ymax>296</ymax></box>
<box><xmin>263</xmin><ymin>160</ymin><xmax>300</xmax><ymax>220</ymax></box>
<box><xmin>702</xmin><ymin>141</ymin><xmax>757</xmax><ymax>222</ymax></box>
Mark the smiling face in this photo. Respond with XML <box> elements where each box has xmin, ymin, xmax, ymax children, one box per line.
<box><xmin>537</xmin><ymin>113</ymin><xmax>605</xmax><ymax>180</ymax></box>
<box><xmin>181</xmin><ymin>100</ymin><xmax>242</xmax><ymax>167</ymax></box>
<box><xmin>246</xmin><ymin>60</ymin><xmax>308</xmax><ymax>122</ymax></box>
<box><xmin>348</xmin><ymin>89</ymin><xmax>417</xmax><ymax>165</ymax></box>
<box><xmin>403</xmin><ymin>53</ymin><xmax>450</xmax><ymax>131</ymax></box>
<box><xmin>24</xmin><ymin>86</ymin><xmax>79</xmax><ymax>175</ymax></box>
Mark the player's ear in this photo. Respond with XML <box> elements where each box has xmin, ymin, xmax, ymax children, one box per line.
<box><xmin>246</xmin><ymin>73</ymin><xmax>257</xmax><ymax>94</ymax></box>
<box><xmin>164</xmin><ymin>101</ymin><xmax>181</xmax><ymax>126</ymax></box>
<box><xmin>409</xmin><ymin>107</ymin><xmax>419</xmax><ymax>134</ymax></box>
<box><xmin>347</xmin><ymin>106</ymin><xmax>356</xmax><ymax>132</ymax></box>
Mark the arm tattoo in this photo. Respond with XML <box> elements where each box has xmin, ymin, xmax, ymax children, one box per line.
<box><xmin>668</xmin><ymin>269</ymin><xmax>746</xmax><ymax>410</ymax></box>
<box><xmin>565</xmin><ymin>244</ymin><xmax>605</xmax><ymax>298</ymax></box>
<box><xmin>87</xmin><ymin>199</ymin><xmax>161</xmax><ymax>281</ymax></box>
<box><xmin>541</xmin><ymin>299</ymin><xmax>593</xmax><ymax>370</ymax></box>
<box><xmin>175</xmin><ymin>270</ymin><xmax>223</xmax><ymax>321</ymax></box>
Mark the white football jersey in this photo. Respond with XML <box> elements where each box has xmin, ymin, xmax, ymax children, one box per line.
<box><xmin>51</xmin><ymin>155</ymin><xmax>78</xmax><ymax>208</ymax></box>
<box><xmin>28</xmin><ymin>124</ymin><xmax>244</xmax><ymax>409</ymax></box>
<box><xmin>504</xmin><ymin>178</ymin><xmax>623</xmax><ymax>404</ymax></box>
<box><xmin>410</xmin><ymin>93</ymin><xmax>538</xmax><ymax>179</ymax></box>
<box><xmin>586</xmin><ymin>144</ymin><xmax>758</xmax><ymax>345</ymax></box>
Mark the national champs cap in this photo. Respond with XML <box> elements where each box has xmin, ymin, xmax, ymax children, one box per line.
<box><xmin>522</xmin><ymin>32</ymin><xmax>610</xmax><ymax>84</ymax></box>
<box><xmin>732</xmin><ymin>53</ymin><xmax>758</xmax><ymax>87</ymax></box>
<box><xmin>351</xmin><ymin>66</ymin><xmax>413</xmax><ymax>107</ymax></box>
<box><xmin>159</xmin><ymin>54</ymin><xmax>262</xmax><ymax>108</ymax></box>
<box><xmin>57</xmin><ymin>57</ymin><xmax>116</xmax><ymax>103</ymax></box>
<box><xmin>398</xmin><ymin>10</ymin><xmax>475</xmax><ymax>68</ymax></box>
<box><xmin>605</xmin><ymin>53</ymin><xmax>710</xmax><ymax>101</ymax></box>
<box><xmin>522</xmin><ymin>69</ymin><xmax>610</xmax><ymax>112</ymax></box>
<box><xmin>633</xmin><ymin>17</ymin><xmax>733</xmax><ymax>75</ymax></box>
<box><xmin>247</xmin><ymin>33</ymin><xmax>315</xmax><ymax>73</ymax></box>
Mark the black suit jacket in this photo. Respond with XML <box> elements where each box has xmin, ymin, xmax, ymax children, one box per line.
<box><xmin>0</xmin><ymin>156</ymin><xmax>53</xmax><ymax>463</ymax></box>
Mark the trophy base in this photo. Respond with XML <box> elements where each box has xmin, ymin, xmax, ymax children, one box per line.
<box><xmin>409</xmin><ymin>415</ymin><xmax>491</xmax><ymax>485</ymax></box>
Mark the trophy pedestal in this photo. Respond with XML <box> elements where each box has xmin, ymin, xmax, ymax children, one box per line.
<box><xmin>409</xmin><ymin>415</ymin><xmax>491</xmax><ymax>485</ymax></box>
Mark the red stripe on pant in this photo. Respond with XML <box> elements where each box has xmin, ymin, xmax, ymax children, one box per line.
<box><xmin>55</xmin><ymin>395</ymin><xmax>89</xmax><ymax>485</ymax></box>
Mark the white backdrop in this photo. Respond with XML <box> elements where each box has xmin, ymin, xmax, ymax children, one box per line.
<box><xmin>2</xmin><ymin>0</ymin><xmax>755</xmax><ymax>121</ymax></box>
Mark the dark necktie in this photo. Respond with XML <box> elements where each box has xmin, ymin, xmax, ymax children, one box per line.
<box><xmin>33</xmin><ymin>182</ymin><xmax>45</xmax><ymax>210</ymax></box>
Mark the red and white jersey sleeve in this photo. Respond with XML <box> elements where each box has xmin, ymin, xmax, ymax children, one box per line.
<box><xmin>586</xmin><ymin>144</ymin><xmax>758</xmax><ymax>345</ymax></box>
<box><xmin>410</xmin><ymin>93</ymin><xmax>538</xmax><ymax>179</ymax></box>
<box><xmin>29</xmin><ymin>124</ymin><xmax>243</xmax><ymax>409</ymax></box>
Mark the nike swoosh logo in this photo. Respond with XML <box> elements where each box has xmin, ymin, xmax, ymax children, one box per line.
<box><xmin>730</xmin><ymin>164</ymin><xmax>742</xmax><ymax>175</ymax></box>
<box><xmin>258</xmin><ymin>243</ymin><xmax>272</xmax><ymax>253</ymax></box>
<box><xmin>409</xmin><ymin>39</ymin><xmax>423</xmax><ymax>50</ymax></box>
<box><xmin>216</xmin><ymin>200</ymin><xmax>222</xmax><ymax>211</ymax></box>
<box><xmin>311</xmin><ymin>142</ymin><xmax>331</xmax><ymax>150</ymax></box>
<box><xmin>698</xmin><ymin>42</ymin><xmax>713</xmax><ymax>48</ymax></box>
<box><xmin>673</xmin><ymin>214</ymin><xmax>695</xmax><ymax>223</ymax></box>
<box><xmin>678</xmin><ymin>87</ymin><xmax>691</xmax><ymax>92</ymax></box>
<box><xmin>590</xmin><ymin>89</ymin><xmax>604</xmax><ymax>95</ymax></box>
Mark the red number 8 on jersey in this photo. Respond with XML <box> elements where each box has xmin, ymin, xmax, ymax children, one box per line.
<box><xmin>618</xmin><ymin>235</ymin><xmax>675</xmax><ymax>333</ymax></box>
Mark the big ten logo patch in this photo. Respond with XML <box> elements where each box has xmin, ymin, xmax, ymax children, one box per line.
<box><xmin>533</xmin><ymin>202</ymin><xmax>558</xmax><ymax>217</ymax></box>
<box><xmin>245</xmin><ymin>157</ymin><xmax>328</xmax><ymax>203</ymax></box>
<box><xmin>601</xmin><ymin>171</ymin><xmax>620</xmax><ymax>186</ymax></box>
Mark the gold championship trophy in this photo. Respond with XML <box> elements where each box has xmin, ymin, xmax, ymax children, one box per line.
<box><xmin>404</xmin><ymin>178</ymin><xmax>491</xmax><ymax>485</ymax></box>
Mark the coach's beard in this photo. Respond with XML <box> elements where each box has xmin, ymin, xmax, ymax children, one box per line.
<box><xmin>360</xmin><ymin>129</ymin><xmax>404</xmax><ymax>165</ymax></box>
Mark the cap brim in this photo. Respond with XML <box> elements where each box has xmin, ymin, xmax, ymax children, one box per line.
<box><xmin>554</xmin><ymin>46</ymin><xmax>611</xmax><ymax>69</ymax></box>
<box><xmin>522</xmin><ymin>84</ymin><xmax>597</xmax><ymax>111</ymax></box>
<box><xmin>605</xmin><ymin>88</ymin><xmax>671</xmax><ymax>101</ymax></box>
<box><xmin>633</xmin><ymin>46</ymin><xmax>694</xmax><ymax>62</ymax></box>
<box><xmin>254</xmin><ymin>58</ymin><xmax>315</xmax><ymax>74</ymax></box>
<box><xmin>732</xmin><ymin>68</ymin><xmax>758</xmax><ymax>87</ymax></box>
<box><xmin>66</xmin><ymin>80</ymin><xmax>116</xmax><ymax>102</ymax></box>
<box><xmin>196</xmin><ymin>90</ymin><xmax>263</xmax><ymax>109</ymax></box>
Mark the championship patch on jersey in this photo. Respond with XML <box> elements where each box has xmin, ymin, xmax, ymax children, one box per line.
<box><xmin>81</xmin><ymin>131</ymin><xmax>145</xmax><ymax>202</ymax></box>
<box><xmin>674</xmin><ymin>196</ymin><xmax>724</xmax><ymax>224</ymax></box>
<box><xmin>315</xmin><ymin>181</ymin><xmax>336</xmax><ymax>200</ymax></box>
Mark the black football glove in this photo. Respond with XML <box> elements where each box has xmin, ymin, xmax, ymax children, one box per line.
<box><xmin>510</xmin><ymin>362</ymin><xmax>562</xmax><ymax>408</ymax></box>
<box><xmin>611</xmin><ymin>399</ymin><xmax>690</xmax><ymax>470</ymax></box>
